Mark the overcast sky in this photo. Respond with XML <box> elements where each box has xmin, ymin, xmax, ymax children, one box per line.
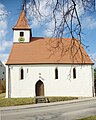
<box><xmin>0</xmin><ymin>0</ymin><xmax>96</xmax><ymax>66</ymax></box>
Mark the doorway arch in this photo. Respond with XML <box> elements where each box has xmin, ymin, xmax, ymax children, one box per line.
<box><xmin>35</xmin><ymin>80</ymin><xmax>44</xmax><ymax>96</ymax></box>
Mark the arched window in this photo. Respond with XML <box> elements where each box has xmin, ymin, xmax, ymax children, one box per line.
<box><xmin>73</xmin><ymin>68</ymin><xmax>76</xmax><ymax>79</ymax></box>
<box><xmin>20</xmin><ymin>68</ymin><xmax>24</xmax><ymax>80</ymax></box>
<box><xmin>55</xmin><ymin>68</ymin><xmax>58</xmax><ymax>79</ymax></box>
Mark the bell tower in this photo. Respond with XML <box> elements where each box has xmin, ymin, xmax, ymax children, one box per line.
<box><xmin>13</xmin><ymin>8</ymin><xmax>31</xmax><ymax>43</ymax></box>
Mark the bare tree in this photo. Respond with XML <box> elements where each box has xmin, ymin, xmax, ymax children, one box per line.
<box><xmin>23</xmin><ymin>0</ymin><xmax>95</xmax><ymax>62</ymax></box>
<box><xmin>25</xmin><ymin>0</ymin><xmax>95</xmax><ymax>38</ymax></box>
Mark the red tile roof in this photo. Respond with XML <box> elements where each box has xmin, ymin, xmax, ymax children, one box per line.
<box><xmin>6</xmin><ymin>38</ymin><xmax>93</xmax><ymax>65</ymax></box>
<box><xmin>13</xmin><ymin>10</ymin><xmax>30</xmax><ymax>30</ymax></box>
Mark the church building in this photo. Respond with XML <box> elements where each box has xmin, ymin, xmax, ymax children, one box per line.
<box><xmin>6</xmin><ymin>9</ymin><xmax>94</xmax><ymax>98</ymax></box>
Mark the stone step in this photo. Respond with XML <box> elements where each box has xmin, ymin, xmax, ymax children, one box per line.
<box><xmin>35</xmin><ymin>96</ymin><xmax>49</xmax><ymax>103</ymax></box>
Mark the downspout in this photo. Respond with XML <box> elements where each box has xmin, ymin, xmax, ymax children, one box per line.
<box><xmin>8</xmin><ymin>65</ymin><xmax>11</xmax><ymax>98</ymax></box>
<box><xmin>6</xmin><ymin>65</ymin><xmax>8</xmax><ymax>98</ymax></box>
<box><xmin>92</xmin><ymin>65</ymin><xmax>95</xmax><ymax>97</ymax></box>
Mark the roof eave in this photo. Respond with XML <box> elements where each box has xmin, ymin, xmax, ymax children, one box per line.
<box><xmin>12</xmin><ymin>27</ymin><xmax>31</xmax><ymax>30</ymax></box>
<box><xmin>6</xmin><ymin>62</ymin><xmax>94</xmax><ymax>65</ymax></box>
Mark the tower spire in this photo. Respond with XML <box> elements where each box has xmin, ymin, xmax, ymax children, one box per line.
<box><xmin>12</xmin><ymin>0</ymin><xmax>31</xmax><ymax>43</ymax></box>
<box><xmin>13</xmin><ymin>9</ymin><xmax>30</xmax><ymax>30</ymax></box>
<box><xmin>22</xmin><ymin>0</ymin><xmax>26</xmax><ymax>11</ymax></box>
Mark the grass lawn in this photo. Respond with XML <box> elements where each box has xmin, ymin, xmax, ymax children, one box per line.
<box><xmin>0</xmin><ymin>93</ymin><xmax>78</xmax><ymax>107</ymax></box>
<box><xmin>0</xmin><ymin>93</ymin><xmax>35</xmax><ymax>107</ymax></box>
<box><xmin>79</xmin><ymin>116</ymin><xmax>96</xmax><ymax>120</ymax></box>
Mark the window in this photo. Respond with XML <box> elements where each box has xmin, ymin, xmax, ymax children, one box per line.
<box><xmin>20</xmin><ymin>32</ymin><xmax>24</xmax><ymax>37</ymax></box>
<box><xmin>73</xmin><ymin>68</ymin><xmax>76</xmax><ymax>79</ymax></box>
<box><xmin>55</xmin><ymin>68</ymin><xmax>58</xmax><ymax>79</ymax></box>
<box><xmin>3</xmin><ymin>72</ymin><xmax>4</xmax><ymax>74</ymax></box>
<box><xmin>27</xmin><ymin>68</ymin><xmax>28</xmax><ymax>73</ymax></box>
<box><xmin>20</xmin><ymin>68</ymin><xmax>24</xmax><ymax>80</ymax></box>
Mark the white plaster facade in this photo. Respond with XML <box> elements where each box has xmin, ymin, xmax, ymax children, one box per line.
<box><xmin>0</xmin><ymin>61</ymin><xmax>6</xmax><ymax>80</ymax></box>
<box><xmin>6</xmin><ymin>64</ymin><xmax>94</xmax><ymax>98</ymax></box>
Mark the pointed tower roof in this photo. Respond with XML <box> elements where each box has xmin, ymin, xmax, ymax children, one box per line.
<box><xmin>13</xmin><ymin>9</ymin><xmax>30</xmax><ymax>30</ymax></box>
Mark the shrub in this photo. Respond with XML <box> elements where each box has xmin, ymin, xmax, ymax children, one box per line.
<box><xmin>0</xmin><ymin>80</ymin><xmax>6</xmax><ymax>94</ymax></box>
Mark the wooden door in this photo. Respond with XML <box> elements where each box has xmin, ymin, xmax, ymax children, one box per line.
<box><xmin>35</xmin><ymin>80</ymin><xmax>44</xmax><ymax>96</ymax></box>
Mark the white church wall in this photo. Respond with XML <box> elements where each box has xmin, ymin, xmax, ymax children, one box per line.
<box><xmin>13</xmin><ymin>30</ymin><xmax>30</xmax><ymax>43</ymax></box>
<box><xmin>6</xmin><ymin>66</ymin><xmax>9</xmax><ymax>98</ymax></box>
<box><xmin>6</xmin><ymin>64</ymin><xmax>93</xmax><ymax>98</ymax></box>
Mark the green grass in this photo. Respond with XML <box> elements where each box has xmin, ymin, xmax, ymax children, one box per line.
<box><xmin>0</xmin><ymin>93</ymin><xmax>35</xmax><ymax>107</ymax></box>
<box><xmin>47</xmin><ymin>96</ymin><xmax>78</xmax><ymax>102</ymax></box>
<box><xmin>78</xmin><ymin>116</ymin><xmax>96</xmax><ymax>120</ymax></box>
<box><xmin>0</xmin><ymin>93</ymin><xmax>78</xmax><ymax>107</ymax></box>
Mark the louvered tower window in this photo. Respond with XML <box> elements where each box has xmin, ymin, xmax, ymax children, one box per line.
<box><xmin>20</xmin><ymin>32</ymin><xmax>24</xmax><ymax>37</ymax></box>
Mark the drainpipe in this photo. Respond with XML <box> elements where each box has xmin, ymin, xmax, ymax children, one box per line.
<box><xmin>92</xmin><ymin>65</ymin><xmax>95</xmax><ymax>97</ymax></box>
<box><xmin>6</xmin><ymin>65</ymin><xmax>8</xmax><ymax>98</ymax></box>
<box><xmin>8</xmin><ymin>65</ymin><xmax>11</xmax><ymax>98</ymax></box>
